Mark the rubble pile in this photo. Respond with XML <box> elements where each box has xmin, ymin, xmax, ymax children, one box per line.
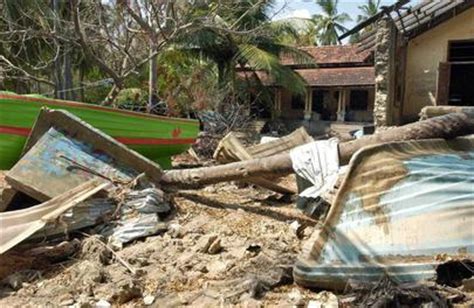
<box><xmin>0</xmin><ymin>108</ymin><xmax>473</xmax><ymax>307</ymax></box>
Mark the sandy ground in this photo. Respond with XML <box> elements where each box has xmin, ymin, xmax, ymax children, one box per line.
<box><xmin>0</xmin><ymin>165</ymin><xmax>472</xmax><ymax>307</ymax></box>
<box><xmin>0</xmin><ymin>169</ymin><xmax>329</xmax><ymax>307</ymax></box>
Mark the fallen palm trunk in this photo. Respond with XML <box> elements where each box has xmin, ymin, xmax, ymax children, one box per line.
<box><xmin>419</xmin><ymin>105</ymin><xmax>474</xmax><ymax>120</ymax></box>
<box><xmin>160</xmin><ymin>112</ymin><xmax>474</xmax><ymax>186</ymax></box>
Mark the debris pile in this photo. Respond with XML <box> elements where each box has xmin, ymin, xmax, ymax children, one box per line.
<box><xmin>0</xmin><ymin>107</ymin><xmax>473</xmax><ymax>306</ymax></box>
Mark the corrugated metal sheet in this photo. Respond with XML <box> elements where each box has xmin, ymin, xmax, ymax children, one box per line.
<box><xmin>294</xmin><ymin>136</ymin><xmax>474</xmax><ymax>290</ymax></box>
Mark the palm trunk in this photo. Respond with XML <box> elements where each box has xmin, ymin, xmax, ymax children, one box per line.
<box><xmin>160</xmin><ymin>113</ymin><xmax>474</xmax><ymax>187</ymax></box>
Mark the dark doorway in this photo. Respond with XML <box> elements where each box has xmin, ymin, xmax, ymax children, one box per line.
<box><xmin>312</xmin><ymin>89</ymin><xmax>332</xmax><ymax>120</ymax></box>
<box><xmin>349</xmin><ymin>90</ymin><xmax>369</xmax><ymax>110</ymax></box>
<box><xmin>448</xmin><ymin>64</ymin><xmax>474</xmax><ymax>106</ymax></box>
<box><xmin>447</xmin><ymin>40</ymin><xmax>474</xmax><ymax>106</ymax></box>
<box><xmin>291</xmin><ymin>93</ymin><xmax>305</xmax><ymax>110</ymax></box>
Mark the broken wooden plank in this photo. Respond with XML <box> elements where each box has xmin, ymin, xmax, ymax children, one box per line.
<box><xmin>6</xmin><ymin>108</ymin><xmax>162</xmax><ymax>201</ymax></box>
<box><xmin>213</xmin><ymin>133</ymin><xmax>295</xmax><ymax>194</ymax></box>
<box><xmin>161</xmin><ymin>113</ymin><xmax>474</xmax><ymax>187</ymax></box>
<box><xmin>247</xmin><ymin>127</ymin><xmax>314</xmax><ymax>158</ymax></box>
<box><xmin>0</xmin><ymin>179</ymin><xmax>110</xmax><ymax>254</ymax></box>
<box><xmin>212</xmin><ymin>128</ymin><xmax>312</xmax><ymax>194</ymax></box>
<box><xmin>213</xmin><ymin>127</ymin><xmax>313</xmax><ymax>163</ymax></box>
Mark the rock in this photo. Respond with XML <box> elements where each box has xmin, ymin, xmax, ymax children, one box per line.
<box><xmin>59</xmin><ymin>298</ymin><xmax>75</xmax><ymax>306</ymax></box>
<box><xmin>95</xmin><ymin>299</ymin><xmax>111</xmax><ymax>308</ymax></box>
<box><xmin>462</xmin><ymin>277</ymin><xmax>474</xmax><ymax>292</ymax></box>
<box><xmin>2</xmin><ymin>270</ymin><xmax>41</xmax><ymax>290</ymax></box>
<box><xmin>196</xmin><ymin>234</ymin><xmax>219</xmax><ymax>254</ymax></box>
<box><xmin>109</xmin><ymin>279</ymin><xmax>142</xmax><ymax>304</ymax></box>
<box><xmin>289</xmin><ymin>220</ymin><xmax>301</xmax><ymax>234</ymax></box>
<box><xmin>288</xmin><ymin>288</ymin><xmax>304</xmax><ymax>306</ymax></box>
<box><xmin>206</xmin><ymin>260</ymin><xmax>228</xmax><ymax>275</ymax></box>
<box><xmin>143</xmin><ymin>295</ymin><xmax>155</xmax><ymax>305</ymax></box>
<box><xmin>308</xmin><ymin>291</ymin><xmax>338</xmax><ymax>308</ymax></box>
<box><xmin>168</xmin><ymin>223</ymin><xmax>184</xmax><ymax>238</ymax></box>
<box><xmin>207</xmin><ymin>238</ymin><xmax>222</xmax><ymax>254</ymax></box>
<box><xmin>72</xmin><ymin>261</ymin><xmax>106</xmax><ymax>286</ymax></box>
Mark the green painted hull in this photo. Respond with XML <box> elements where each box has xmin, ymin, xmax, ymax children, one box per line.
<box><xmin>0</xmin><ymin>93</ymin><xmax>199</xmax><ymax>170</ymax></box>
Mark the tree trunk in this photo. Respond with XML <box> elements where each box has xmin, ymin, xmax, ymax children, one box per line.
<box><xmin>160</xmin><ymin>112</ymin><xmax>474</xmax><ymax>187</ymax></box>
<box><xmin>63</xmin><ymin>48</ymin><xmax>74</xmax><ymax>100</ymax></box>
<box><xmin>338</xmin><ymin>112</ymin><xmax>474</xmax><ymax>164</ymax></box>
<box><xmin>147</xmin><ymin>47</ymin><xmax>158</xmax><ymax>113</ymax></box>
<box><xmin>52</xmin><ymin>0</ymin><xmax>64</xmax><ymax>99</ymax></box>
<box><xmin>79</xmin><ymin>66</ymin><xmax>85</xmax><ymax>102</ymax></box>
<box><xmin>103</xmin><ymin>84</ymin><xmax>122</xmax><ymax>106</ymax></box>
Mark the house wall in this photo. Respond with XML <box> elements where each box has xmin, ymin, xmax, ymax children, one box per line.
<box><xmin>403</xmin><ymin>8</ymin><xmax>474</xmax><ymax>122</ymax></box>
<box><xmin>279</xmin><ymin>87</ymin><xmax>374</xmax><ymax>122</ymax></box>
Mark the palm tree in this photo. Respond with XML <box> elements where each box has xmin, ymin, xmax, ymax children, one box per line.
<box><xmin>312</xmin><ymin>0</ymin><xmax>352</xmax><ymax>45</ymax></box>
<box><xmin>357</xmin><ymin>0</ymin><xmax>381</xmax><ymax>23</ymax></box>
<box><xmin>174</xmin><ymin>0</ymin><xmax>315</xmax><ymax>94</ymax></box>
<box><xmin>350</xmin><ymin>0</ymin><xmax>381</xmax><ymax>43</ymax></box>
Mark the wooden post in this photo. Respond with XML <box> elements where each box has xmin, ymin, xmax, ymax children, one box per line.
<box><xmin>274</xmin><ymin>88</ymin><xmax>282</xmax><ymax>118</ymax></box>
<box><xmin>337</xmin><ymin>89</ymin><xmax>346</xmax><ymax>121</ymax></box>
<box><xmin>304</xmin><ymin>87</ymin><xmax>313</xmax><ymax>120</ymax></box>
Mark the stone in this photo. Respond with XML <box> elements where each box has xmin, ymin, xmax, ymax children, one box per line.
<box><xmin>112</xmin><ymin>280</ymin><xmax>142</xmax><ymax>304</ymax></box>
<box><xmin>143</xmin><ymin>295</ymin><xmax>155</xmax><ymax>305</ymax></box>
<box><xmin>73</xmin><ymin>261</ymin><xmax>106</xmax><ymax>286</ymax></box>
<box><xmin>95</xmin><ymin>299</ymin><xmax>111</xmax><ymax>308</ymax></box>
<box><xmin>206</xmin><ymin>260</ymin><xmax>228</xmax><ymax>275</ymax></box>
<box><xmin>207</xmin><ymin>238</ymin><xmax>222</xmax><ymax>254</ymax></box>
<box><xmin>196</xmin><ymin>234</ymin><xmax>218</xmax><ymax>254</ymax></box>
<box><xmin>462</xmin><ymin>277</ymin><xmax>474</xmax><ymax>292</ymax></box>
<box><xmin>288</xmin><ymin>288</ymin><xmax>304</xmax><ymax>306</ymax></box>
<box><xmin>308</xmin><ymin>291</ymin><xmax>338</xmax><ymax>308</ymax></box>
<box><xmin>59</xmin><ymin>298</ymin><xmax>75</xmax><ymax>306</ymax></box>
<box><xmin>168</xmin><ymin>223</ymin><xmax>184</xmax><ymax>238</ymax></box>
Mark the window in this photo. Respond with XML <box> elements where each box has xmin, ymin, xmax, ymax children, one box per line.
<box><xmin>349</xmin><ymin>90</ymin><xmax>369</xmax><ymax>110</ymax></box>
<box><xmin>449</xmin><ymin>40</ymin><xmax>474</xmax><ymax>62</ymax></box>
<box><xmin>442</xmin><ymin>40</ymin><xmax>474</xmax><ymax>106</ymax></box>
<box><xmin>291</xmin><ymin>94</ymin><xmax>305</xmax><ymax>110</ymax></box>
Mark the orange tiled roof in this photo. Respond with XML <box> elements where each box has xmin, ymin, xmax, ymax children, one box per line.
<box><xmin>239</xmin><ymin>66</ymin><xmax>375</xmax><ymax>87</ymax></box>
<box><xmin>281</xmin><ymin>45</ymin><xmax>372</xmax><ymax>66</ymax></box>
<box><xmin>295</xmin><ymin>67</ymin><xmax>375</xmax><ymax>86</ymax></box>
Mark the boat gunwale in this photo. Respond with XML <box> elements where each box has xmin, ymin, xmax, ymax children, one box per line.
<box><xmin>0</xmin><ymin>93</ymin><xmax>199</xmax><ymax>125</ymax></box>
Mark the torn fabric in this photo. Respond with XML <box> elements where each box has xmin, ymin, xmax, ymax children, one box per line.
<box><xmin>290</xmin><ymin>139</ymin><xmax>340</xmax><ymax>198</ymax></box>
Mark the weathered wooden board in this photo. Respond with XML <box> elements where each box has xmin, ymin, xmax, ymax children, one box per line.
<box><xmin>212</xmin><ymin>128</ymin><xmax>313</xmax><ymax>194</ymax></box>
<box><xmin>6</xmin><ymin>109</ymin><xmax>162</xmax><ymax>201</ymax></box>
<box><xmin>0</xmin><ymin>179</ymin><xmax>110</xmax><ymax>254</ymax></box>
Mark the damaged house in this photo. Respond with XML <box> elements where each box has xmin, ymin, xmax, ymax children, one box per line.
<box><xmin>243</xmin><ymin>0</ymin><xmax>474</xmax><ymax>132</ymax></box>
<box><xmin>345</xmin><ymin>0</ymin><xmax>474</xmax><ymax>125</ymax></box>
<box><xmin>240</xmin><ymin>45</ymin><xmax>376</xmax><ymax>135</ymax></box>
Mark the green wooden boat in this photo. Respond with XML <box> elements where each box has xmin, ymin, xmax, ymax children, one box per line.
<box><xmin>0</xmin><ymin>93</ymin><xmax>199</xmax><ymax>170</ymax></box>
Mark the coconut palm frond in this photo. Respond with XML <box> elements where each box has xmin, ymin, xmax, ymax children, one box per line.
<box><xmin>236</xmin><ymin>44</ymin><xmax>306</xmax><ymax>94</ymax></box>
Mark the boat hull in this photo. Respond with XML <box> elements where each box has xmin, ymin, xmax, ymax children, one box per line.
<box><xmin>0</xmin><ymin>93</ymin><xmax>199</xmax><ymax>169</ymax></box>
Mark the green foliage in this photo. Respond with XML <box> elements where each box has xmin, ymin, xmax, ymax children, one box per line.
<box><xmin>115</xmin><ymin>88</ymin><xmax>148</xmax><ymax>107</ymax></box>
<box><xmin>349</xmin><ymin>0</ymin><xmax>381</xmax><ymax>43</ymax></box>
<box><xmin>312</xmin><ymin>0</ymin><xmax>352</xmax><ymax>45</ymax></box>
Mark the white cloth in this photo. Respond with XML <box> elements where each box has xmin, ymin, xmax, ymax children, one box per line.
<box><xmin>290</xmin><ymin>139</ymin><xmax>340</xmax><ymax>198</ymax></box>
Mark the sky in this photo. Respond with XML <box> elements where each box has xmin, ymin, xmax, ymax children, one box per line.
<box><xmin>271</xmin><ymin>0</ymin><xmax>421</xmax><ymax>29</ymax></box>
